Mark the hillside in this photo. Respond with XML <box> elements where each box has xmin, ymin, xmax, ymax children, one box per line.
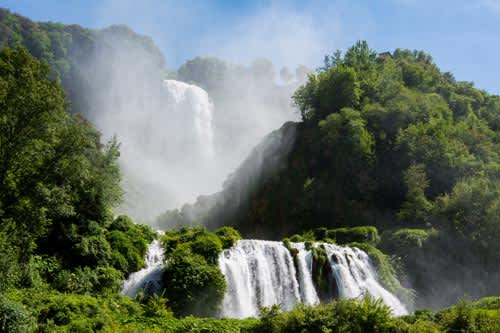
<box><xmin>0</xmin><ymin>8</ymin><xmax>165</xmax><ymax>117</ymax></box>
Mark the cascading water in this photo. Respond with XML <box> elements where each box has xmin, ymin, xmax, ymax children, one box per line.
<box><xmin>219</xmin><ymin>240</ymin><xmax>408</xmax><ymax>318</ymax></box>
<box><xmin>121</xmin><ymin>239</ymin><xmax>165</xmax><ymax>297</ymax></box>
<box><xmin>162</xmin><ymin>80</ymin><xmax>215</xmax><ymax>161</ymax></box>
<box><xmin>323</xmin><ymin>243</ymin><xmax>408</xmax><ymax>316</ymax></box>
<box><xmin>123</xmin><ymin>239</ymin><xmax>408</xmax><ymax>318</ymax></box>
<box><xmin>91</xmin><ymin>74</ymin><xmax>218</xmax><ymax>221</ymax></box>
<box><xmin>292</xmin><ymin>242</ymin><xmax>321</xmax><ymax>306</ymax></box>
<box><xmin>218</xmin><ymin>240</ymin><xmax>302</xmax><ymax>318</ymax></box>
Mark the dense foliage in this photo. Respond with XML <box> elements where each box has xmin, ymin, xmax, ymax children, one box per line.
<box><xmin>0</xmin><ymin>46</ymin><xmax>154</xmax><ymax>299</ymax></box>
<box><xmin>3</xmin><ymin>289</ymin><xmax>500</xmax><ymax>332</ymax></box>
<box><xmin>161</xmin><ymin>227</ymin><xmax>240</xmax><ymax>317</ymax></box>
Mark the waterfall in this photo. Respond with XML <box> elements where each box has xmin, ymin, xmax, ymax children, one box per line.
<box><xmin>94</xmin><ymin>78</ymin><xmax>217</xmax><ymax>221</ymax></box>
<box><xmin>163</xmin><ymin>80</ymin><xmax>215</xmax><ymax>160</ymax></box>
<box><xmin>292</xmin><ymin>243</ymin><xmax>320</xmax><ymax>305</ymax></box>
<box><xmin>122</xmin><ymin>238</ymin><xmax>408</xmax><ymax>318</ymax></box>
<box><xmin>219</xmin><ymin>240</ymin><xmax>407</xmax><ymax>318</ymax></box>
<box><xmin>323</xmin><ymin>244</ymin><xmax>408</xmax><ymax>316</ymax></box>
<box><xmin>121</xmin><ymin>239</ymin><xmax>165</xmax><ymax>297</ymax></box>
<box><xmin>218</xmin><ymin>240</ymin><xmax>302</xmax><ymax>318</ymax></box>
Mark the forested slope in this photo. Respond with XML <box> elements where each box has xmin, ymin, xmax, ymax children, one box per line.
<box><xmin>0</xmin><ymin>8</ymin><xmax>165</xmax><ymax>117</ymax></box>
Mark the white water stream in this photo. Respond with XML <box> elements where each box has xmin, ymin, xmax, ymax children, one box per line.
<box><xmin>123</xmin><ymin>239</ymin><xmax>408</xmax><ymax>318</ymax></box>
<box><xmin>121</xmin><ymin>239</ymin><xmax>165</xmax><ymax>297</ymax></box>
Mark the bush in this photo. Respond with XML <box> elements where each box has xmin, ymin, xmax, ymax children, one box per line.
<box><xmin>473</xmin><ymin>296</ymin><xmax>500</xmax><ymax>310</ymax></box>
<box><xmin>107</xmin><ymin>215</ymin><xmax>156</xmax><ymax>276</ymax></box>
<box><xmin>435</xmin><ymin>299</ymin><xmax>500</xmax><ymax>332</ymax></box>
<box><xmin>327</xmin><ymin>226</ymin><xmax>380</xmax><ymax>245</ymax></box>
<box><xmin>257</xmin><ymin>297</ymin><xmax>395</xmax><ymax>333</ymax></box>
<box><xmin>0</xmin><ymin>296</ymin><xmax>35</xmax><ymax>333</ymax></box>
<box><xmin>161</xmin><ymin>227</ymin><xmax>227</xmax><ymax>265</ymax></box>
<box><xmin>162</xmin><ymin>249</ymin><xmax>226</xmax><ymax>317</ymax></box>
<box><xmin>215</xmin><ymin>226</ymin><xmax>241</xmax><ymax>249</ymax></box>
<box><xmin>53</xmin><ymin>266</ymin><xmax>123</xmax><ymax>294</ymax></box>
<box><xmin>380</xmin><ymin>228</ymin><xmax>436</xmax><ymax>255</ymax></box>
<box><xmin>190</xmin><ymin>233</ymin><xmax>223</xmax><ymax>265</ymax></box>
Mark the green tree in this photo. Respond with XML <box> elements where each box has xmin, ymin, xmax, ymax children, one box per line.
<box><xmin>398</xmin><ymin>164</ymin><xmax>432</xmax><ymax>224</ymax></box>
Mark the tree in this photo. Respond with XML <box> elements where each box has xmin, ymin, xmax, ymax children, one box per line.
<box><xmin>294</xmin><ymin>65</ymin><xmax>361</xmax><ymax>121</ymax></box>
<box><xmin>0</xmin><ymin>46</ymin><xmax>67</xmax><ymax>254</ymax></box>
<box><xmin>398</xmin><ymin>164</ymin><xmax>432</xmax><ymax>224</ymax></box>
<box><xmin>0</xmin><ymin>47</ymin><xmax>153</xmax><ymax>288</ymax></box>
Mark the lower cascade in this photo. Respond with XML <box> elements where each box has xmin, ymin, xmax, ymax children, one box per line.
<box><xmin>219</xmin><ymin>240</ymin><xmax>407</xmax><ymax>318</ymax></box>
<box><xmin>121</xmin><ymin>239</ymin><xmax>165</xmax><ymax>297</ymax></box>
<box><xmin>122</xmin><ymin>239</ymin><xmax>408</xmax><ymax>318</ymax></box>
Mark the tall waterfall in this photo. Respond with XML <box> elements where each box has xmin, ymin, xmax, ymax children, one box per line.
<box><xmin>162</xmin><ymin>80</ymin><xmax>215</xmax><ymax>160</ymax></box>
<box><xmin>121</xmin><ymin>239</ymin><xmax>165</xmax><ymax>297</ymax></box>
<box><xmin>219</xmin><ymin>240</ymin><xmax>407</xmax><ymax>318</ymax></box>
<box><xmin>94</xmin><ymin>78</ymin><xmax>217</xmax><ymax>221</ymax></box>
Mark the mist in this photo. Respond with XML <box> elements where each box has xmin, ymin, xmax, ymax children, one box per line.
<box><xmin>72</xmin><ymin>23</ymin><xmax>312</xmax><ymax>223</ymax></box>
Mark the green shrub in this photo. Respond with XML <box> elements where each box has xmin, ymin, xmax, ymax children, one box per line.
<box><xmin>104</xmin><ymin>215</ymin><xmax>156</xmax><ymax>276</ymax></box>
<box><xmin>107</xmin><ymin>230</ymin><xmax>144</xmax><ymax>275</ymax></box>
<box><xmin>162</xmin><ymin>249</ymin><xmax>226</xmax><ymax>317</ymax></box>
<box><xmin>161</xmin><ymin>227</ymin><xmax>227</xmax><ymax>265</ymax></box>
<box><xmin>0</xmin><ymin>296</ymin><xmax>35</xmax><ymax>333</ymax></box>
<box><xmin>327</xmin><ymin>226</ymin><xmax>380</xmax><ymax>245</ymax></box>
<box><xmin>380</xmin><ymin>228</ymin><xmax>437</xmax><ymax>255</ymax></box>
<box><xmin>0</xmin><ymin>234</ymin><xmax>21</xmax><ymax>292</ymax></box>
<box><xmin>215</xmin><ymin>226</ymin><xmax>241</xmax><ymax>249</ymax></box>
<box><xmin>74</xmin><ymin>234</ymin><xmax>113</xmax><ymax>267</ymax></box>
<box><xmin>190</xmin><ymin>233</ymin><xmax>223</xmax><ymax>265</ymax></box>
<box><xmin>53</xmin><ymin>266</ymin><xmax>123</xmax><ymax>294</ymax></box>
<box><xmin>436</xmin><ymin>300</ymin><xmax>483</xmax><ymax>332</ymax></box>
<box><xmin>143</xmin><ymin>294</ymin><xmax>173</xmax><ymax>318</ymax></box>
<box><xmin>257</xmin><ymin>297</ymin><xmax>395</xmax><ymax>333</ymax></box>
<box><xmin>473</xmin><ymin>296</ymin><xmax>500</xmax><ymax>310</ymax></box>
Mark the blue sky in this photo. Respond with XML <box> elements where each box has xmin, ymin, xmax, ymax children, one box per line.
<box><xmin>3</xmin><ymin>0</ymin><xmax>499</xmax><ymax>94</ymax></box>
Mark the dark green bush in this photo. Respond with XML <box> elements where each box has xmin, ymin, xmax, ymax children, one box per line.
<box><xmin>162</xmin><ymin>227</ymin><xmax>226</xmax><ymax>265</ymax></box>
<box><xmin>107</xmin><ymin>215</ymin><xmax>156</xmax><ymax>276</ymax></box>
<box><xmin>53</xmin><ymin>266</ymin><xmax>123</xmax><ymax>294</ymax></box>
<box><xmin>327</xmin><ymin>226</ymin><xmax>380</xmax><ymax>245</ymax></box>
<box><xmin>190</xmin><ymin>233</ymin><xmax>223</xmax><ymax>265</ymax></box>
<box><xmin>162</xmin><ymin>249</ymin><xmax>226</xmax><ymax>317</ymax></box>
<box><xmin>0</xmin><ymin>296</ymin><xmax>35</xmax><ymax>333</ymax></box>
